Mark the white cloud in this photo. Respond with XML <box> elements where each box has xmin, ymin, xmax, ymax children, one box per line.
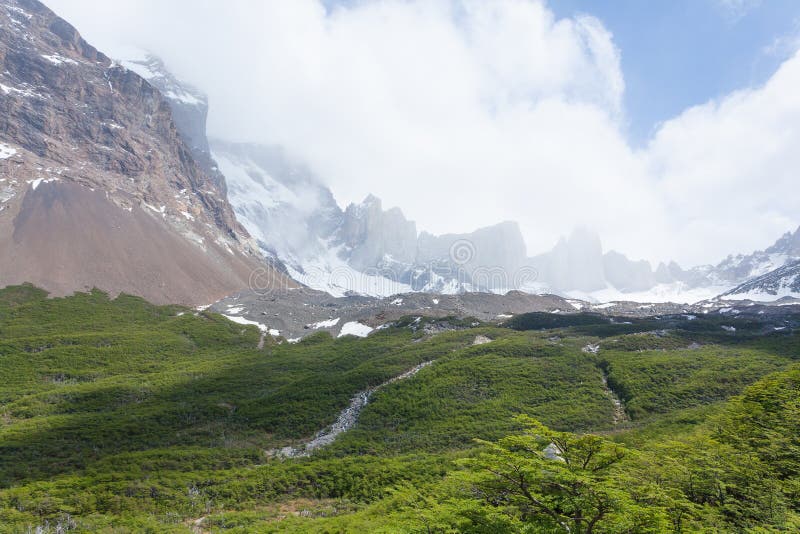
<box><xmin>645</xmin><ymin>50</ymin><xmax>800</xmax><ymax>263</ymax></box>
<box><xmin>40</xmin><ymin>0</ymin><xmax>800</xmax><ymax>266</ymax></box>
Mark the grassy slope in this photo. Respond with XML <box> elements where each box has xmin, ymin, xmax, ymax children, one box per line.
<box><xmin>0</xmin><ymin>286</ymin><xmax>797</xmax><ymax>532</ymax></box>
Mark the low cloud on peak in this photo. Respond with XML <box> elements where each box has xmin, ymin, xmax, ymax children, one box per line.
<box><xmin>46</xmin><ymin>0</ymin><xmax>800</xmax><ymax>266</ymax></box>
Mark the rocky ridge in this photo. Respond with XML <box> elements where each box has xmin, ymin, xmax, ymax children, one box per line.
<box><xmin>720</xmin><ymin>259</ymin><xmax>800</xmax><ymax>301</ymax></box>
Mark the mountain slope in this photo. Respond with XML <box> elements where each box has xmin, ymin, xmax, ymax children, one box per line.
<box><xmin>0</xmin><ymin>0</ymin><xmax>289</xmax><ymax>304</ymax></box>
<box><xmin>720</xmin><ymin>259</ymin><xmax>800</xmax><ymax>301</ymax></box>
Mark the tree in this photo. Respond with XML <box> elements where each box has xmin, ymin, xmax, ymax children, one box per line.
<box><xmin>459</xmin><ymin>416</ymin><xmax>668</xmax><ymax>533</ymax></box>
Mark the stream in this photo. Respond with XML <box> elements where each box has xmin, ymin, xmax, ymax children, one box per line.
<box><xmin>270</xmin><ymin>360</ymin><xmax>435</xmax><ymax>458</ymax></box>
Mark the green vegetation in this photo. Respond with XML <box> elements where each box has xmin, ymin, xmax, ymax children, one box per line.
<box><xmin>0</xmin><ymin>285</ymin><xmax>798</xmax><ymax>532</ymax></box>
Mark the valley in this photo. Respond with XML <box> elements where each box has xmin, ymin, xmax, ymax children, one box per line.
<box><xmin>1</xmin><ymin>1</ymin><xmax>800</xmax><ymax>532</ymax></box>
<box><xmin>0</xmin><ymin>285</ymin><xmax>798</xmax><ymax>531</ymax></box>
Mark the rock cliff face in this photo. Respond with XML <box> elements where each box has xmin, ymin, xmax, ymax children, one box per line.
<box><xmin>416</xmin><ymin>221</ymin><xmax>529</xmax><ymax>290</ymax></box>
<box><xmin>117</xmin><ymin>49</ymin><xmax>228</xmax><ymax>194</ymax></box>
<box><xmin>602</xmin><ymin>251</ymin><xmax>655</xmax><ymax>293</ymax></box>
<box><xmin>338</xmin><ymin>195</ymin><xmax>418</xmax><ymax>272</ymax></box>
<box><xmin>0</xmin><ymin>0</ymin><xmax>289</xmax><ymax>305</ymax></box>
<box><xmin>530</xmin><ymin>228</ymin><xmax>607</xmax><ymax>293</ymax></box>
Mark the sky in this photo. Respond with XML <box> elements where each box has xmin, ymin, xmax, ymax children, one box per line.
<box><xmin>45</xmin><ymin>0</ymin><xmax>800</xmax><ymax>266</ymax></box>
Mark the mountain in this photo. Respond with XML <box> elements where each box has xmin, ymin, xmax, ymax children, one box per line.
<box><xmin>338</xmin><ymin>194</ymin><xmax>418</xmax><ymax>272</ymax></box>
<box><xmin>525</xmin><ymin>228</ymin><xmax>702</xmax><ymax>302</ymax></box>
<box><xmin>0</xmin><ymin>0</ymin><xmax>289</xmax><ymax>305</ymax></box>
<box><xmin>210</xmin><ymin>140</ymin><xmax>342</xmax><ymax>268</ymax></box>
<box><xmin>209</xmin><ymin>139</ymin><xmax>533</xmax><ymax>296</ymax></box>
<box><xmin>530</xmin><ymin>228</ymin><xmax>606</xmax><ymax>293</ymax></box>
<box><xmin>526</xmin><ymin>226</ymin><xmax>800</xmax><ymax>303</ymax></box>
<box><xmin>105</xmin><ymin>50</ymin><xmax>800</xmax><ymax>304</ymax></box>
<box><xmin>711</xmin><ymin>226</ymin><xmax>800</xmax><ymax>284</ymax></box>
<box><xmin>719</xmin><ymin>259</ymin><xmax>800</xmax><ymax>301</ymax></box>
<box><xmin>416</xmin><ymin>221</ymin><xmax>529</xmax><ymax>289</ymax></box>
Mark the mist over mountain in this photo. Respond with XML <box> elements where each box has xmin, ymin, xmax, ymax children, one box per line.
<box><xmin>125</xmin><ymin>49</ymin><xmax>800</xmax><ymax>304</ymax></box>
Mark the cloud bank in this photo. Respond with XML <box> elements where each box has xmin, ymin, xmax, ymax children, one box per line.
<box><xmin>45</xmin><ymin>0</ymin><xmax>800</xmax><ymax>266</ymax></box>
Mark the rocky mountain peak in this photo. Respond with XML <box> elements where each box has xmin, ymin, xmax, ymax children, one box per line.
<box><xmin>0</xmin><ymin>0</ymin><xmax>289</xmax><ymax>304</ymax></box>
<box><xmin>721</xmin><ymin>259</ymin><xmax>800</xmax><ymax>301</ymax></box>
<box><xmin>766</xmin><ymin>225</ymin><xmax>800</xmax><ymax>256</ymax></box>
<box><xmin>339</xmin><ymin>195</ymin><xmax>418</xmax><ymax>270</ymax></box>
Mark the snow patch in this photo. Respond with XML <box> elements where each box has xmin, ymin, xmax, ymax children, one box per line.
<box><xmin>222</xmin><ymin>314</ymin><xmax>279</xmax><ymax>336</ymax></box>
<box><xmin>309</xmin><ymin>317</ymin><xmax>340</xmax><ymax>329</ymax></box>
<box><xmin>0</xmin><ymin>143</ymin><xmax>16</xmax><ymax>159</ymax></box>
<box><xmin>5</xmin><ymin>4</ymin><xmax>32</xmax><ymax>19</ymax></box>
<box><xmin>722</xmin><ymin>288</ymin><xmax>800</xmax><ymax>302</ymax></box>
<box><xmin>164</xmin><ymin>89</ymin><xmax>203</xmax><ymax>106</ymax></box>
<box><xmin>41</xmin><ymin>54</ymin><xmax>78</xmax><ymax>66</ymax></box>
<box><xmin>569</xmin><ymin>282</ymin><xmax>729</xmax><ymax>305</ymax></box>
<box><xmin>567</xmin><ymin>300</ymin><xmax>585</xmax><ymax>310</ymax></box>
<box><xmin>338</xmin><ymin>321</ymin><xmax>374</xmax><ymax>338</ymax></box>
<box><xmin>28</xmin><ymin>178</ymin><xmax>58</xmax><ymax>190</ymax></box>
<box><xmin>0</xmin><ymin>82</ymin><xmax>43</xmax><ymax>98</ymax></box>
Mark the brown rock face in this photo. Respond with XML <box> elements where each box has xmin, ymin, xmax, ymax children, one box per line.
<box><xmin>0</xmin><ymin>0</ymin><xmax>292</xmax><ymax>304</ymax></box>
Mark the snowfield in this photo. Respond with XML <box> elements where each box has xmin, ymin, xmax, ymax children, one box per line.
<box><xmin>567</xmin><ymin>282</ymin><xmax>730</xmax><ymax>305</ymax></box>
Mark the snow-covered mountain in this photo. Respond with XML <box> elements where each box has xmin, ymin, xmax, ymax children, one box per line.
<box><xmin>720</xmin><ymin>259</ymin><xmax>800</xmax><ymax>301</ymax></box>
<box><xmin>525</xmin><ymin>226</ymin><xmax>800</xmax><ymax>303</ymax></box>
<box><xmin>210</xmin><ymin>140</ymin><xmax>342</xmax><ymax>268</ymax></box>
<box><xmin>711</xmin><ymin>226</ymin><xmax>800</xmax><ymax>285</ymax></box>
<box><xmin>210</xmin><ymin>141</ymin><xmax>534</xmax><ymax>296</ymax></box>
<box><xmin>121</xmin><ymin>51</ymin><xmax>800</xmax><ymax>304</ymax></box>
<box><xmin>526</xmin><ymin>228</ymin><xmax>726</xmax><ymax>303</ymax></box>
<box><xmin>208</xmin><ymin>133</ymin><xmax>800</xmax><ymax>303</ymax></box>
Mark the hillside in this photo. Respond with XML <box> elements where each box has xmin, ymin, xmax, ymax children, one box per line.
<box><xmin>0</xmin><ymin>285</ymin><xmax>798</xmax><ymax>531</ymax></box>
